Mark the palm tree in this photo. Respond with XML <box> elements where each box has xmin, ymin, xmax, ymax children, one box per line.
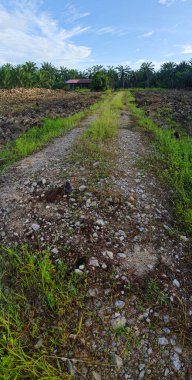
<box><xmin>139</xmin><ymin>62</ymin><xmax>155</xmax><ymax>88</ymax></box>
<box><xmin>159</xmin><ymin>62</ymin><xmax>176</xmax><ymax>88</ymax></box>
<box><xmin>115</xmin><ymin>65</ymin><xmax>131</xmax><ymax>88</ymax></box>
<box><xmin>86</xmin><ymin>65</ymin><xmax>104</xmax><ymax>78</ymax></box>
<box><xmin>0</xmin><ymin>64</ymin><xmax>14</xmax><ymax>88</ymax></box>
<box><xmin>106</xmin><ymin>66</ymin><xmax>118</xmax><ymax>89</ymax></box>
<box><xmin>20</xmin><ymin>61</ymin><xmax>37</xmax><ymax>87</ymax></box>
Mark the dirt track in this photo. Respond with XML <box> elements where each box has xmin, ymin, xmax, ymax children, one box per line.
<box><xmin>0</xmin><ymin>102</ymin><xmax>191</xmax><ymax>379</ymax></box>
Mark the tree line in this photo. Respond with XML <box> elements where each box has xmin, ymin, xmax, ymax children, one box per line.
<box><xmin>0</xmin><ymin>60</ymin><xmax>192</xmax><ymax>90</ymax></box>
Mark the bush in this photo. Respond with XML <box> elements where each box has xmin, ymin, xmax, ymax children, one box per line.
<box><xmin>91</xmin><ymin>71</ymin><xmax>109</xmax><ymax>91</ymax></box>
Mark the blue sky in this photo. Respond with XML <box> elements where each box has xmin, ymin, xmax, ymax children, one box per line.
<box><xmin>0</xmin><ymin>0</ymin><xmax>191</xmax><ymax>70</ymax></box>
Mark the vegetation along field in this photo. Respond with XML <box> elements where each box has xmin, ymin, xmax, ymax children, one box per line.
<box><xmin>0</xmin><ymin>88</ymin><xmax>102</xmax><ymax>146</ymax></box>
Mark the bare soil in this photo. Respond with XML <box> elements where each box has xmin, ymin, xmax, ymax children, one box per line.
<box><xmin>132</xmin><ymin>89</ymin><xmax>192</xmax><ymax>135</ymax></box>
<box><xmin>0</xmin><ymin>88</ymin><xmax>102</xmax><ymax>146</ymax></box>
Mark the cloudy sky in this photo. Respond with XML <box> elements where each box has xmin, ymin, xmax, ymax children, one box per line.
<box><xmin>0</xmin><ymin>0</ymin><xmax>191</xmax><ymax>70</ymax></box>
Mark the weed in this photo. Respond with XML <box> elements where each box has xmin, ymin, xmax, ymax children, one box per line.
<box><xmin>127</xmin><ymin>90</ymin><xmax>192</xmax><ymax>232</ymax></box>
<box><xmin>0</xmin><ymin>96</ymin><xmax>106</xmax><ymax>171</ymax></box>
<box><xmin>146</xmin><ymin>278</ymin><xmax>169</xmax><ymax>306</ymax></box>
<box><xmin>0</xmin><ymin>245</ymin><xmax>87</xmax><ymax>379</ymax></box>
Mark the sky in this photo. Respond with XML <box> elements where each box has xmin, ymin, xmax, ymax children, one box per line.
<box><xmin>0</xmin><ymin>0</ymin><xmax>192</xmax><ymax>70</ymax></box>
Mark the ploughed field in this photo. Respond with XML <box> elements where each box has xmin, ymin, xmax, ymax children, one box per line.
<box><xmin>0</xmin><ymin>88</ymin><xmax>102</xmax><ymax>146</ymax></box>
<box><xmin>132</xmin><ymin>89</ymin><xmax>192</xmax><ymax>136</ymax></box>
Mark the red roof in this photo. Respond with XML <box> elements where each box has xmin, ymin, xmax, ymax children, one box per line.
<box><xmin>65</xmin><ymin>79</ymin><xmax>92</xmax><ymax>84</ymax></box>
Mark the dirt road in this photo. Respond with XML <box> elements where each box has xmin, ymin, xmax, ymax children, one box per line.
<box><xmin>0</xmin><ymin>105</ymin><xmax>191</xmax><ymax>379</ymax></box>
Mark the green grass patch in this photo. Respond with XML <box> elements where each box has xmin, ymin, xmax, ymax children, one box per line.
<box><xmin>0</xmin><ymin>97</ymin><xmax>106</xmax><ymax>171</ymax></box>
<box><xmin>74</xmin><ymin>92</ymin><xmax>124</xmax><ymax>179</ymax></box>
<box><xmin>127</xmin><ymin>90</ymin><xmax>192</xmax><ymax>233</ymax></box>
<box><xmin>0</xmin><ymin>245</ymin><xmax>87</xmax><ymax>379</ymax></box>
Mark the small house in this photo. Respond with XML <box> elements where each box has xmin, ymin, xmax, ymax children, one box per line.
<box><xmin>65</xmin><ymin>79</ymin><xmax>92</xmax><ymax>90</ymax></box>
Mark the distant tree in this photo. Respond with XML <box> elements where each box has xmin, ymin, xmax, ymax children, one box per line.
<box><xmin>40</xmin><ymin>62</ymin><xmax>58</xmax><ymax>88</ymax></box>
<box><xmin>106</xmin><ymin>66</ymin><xmax>118</xmax><ymax>89</ymax></box>
<box><xmin>139</xmin><ymin>62</ymin><xmax>155</xmax><ymax>87</ymax></box>
<box><xmin>159</xmin><ymin>62</ymin><xmax>176</xmax><ymax>88</ymax></box>
<box><xmin>116</xmin><ymin>65</ymin><xmax>131</xmax><ymax>88</ymax></box>
<box><xmin>91</xmin><ymin>71</ymin><xmax>109</xmax><ymax>91</ymax></box>
<box><xmin>0</xmin><ymin>64</ymin><xmax>14</xmax><ymax>88</ymax></box>
<box><xmin>0</xmin><ymin>59</ymin><xmax>192</xmax><ymax>90</ymax></box>
<box><xmin>87</xmin><ymin>65</ymin><xmax>104</xmax><ymax>78</ymax></box>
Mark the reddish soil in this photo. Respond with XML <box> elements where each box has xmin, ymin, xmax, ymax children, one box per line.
<box><xmin>132</xmin><ymin>89</ymin><xmax>192</xmax><ymax>136</ymax></box>
<box><xmin>0</xmin><ymin>88</ymin><xmax>102</xmax><ymax>146</ymax></box>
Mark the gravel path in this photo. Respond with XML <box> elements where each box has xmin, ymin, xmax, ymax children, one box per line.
<box><xmin>0</xmin><ymin>107</ymin><xmax>191</xmax><ymax>379</ymax></box>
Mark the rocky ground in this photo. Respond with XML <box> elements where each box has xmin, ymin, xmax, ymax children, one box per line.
<box><xmin>0</xmin><ymin>88</ymin><xmax>102</xmax><ymax>146</ymax></box>
<box><xmin>0</xmin><ymin>105</ymin><xmax>191</xmax><ymax>379</ymax></box>
<box><xmin>133</xmin><ymin>89</ymin><xmax>192</xmax><ymax>136</ymax></box>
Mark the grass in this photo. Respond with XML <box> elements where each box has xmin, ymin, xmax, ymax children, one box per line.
<box><xmin>0</xmin><ymin>96</ymin><xmax>106</xmax><ymax>171</ymax></box>
<box><xmin>74</xmin><ymin>91</ymin><xmax>124</xmax><ymax>179</ymax></box>
<box><xmin>0</xmin><ymin>245</ymin><xmax>87</xmax><ymax>379</ymax></box>
<box><xmin>127</xmin><ymin>90</ymin><xmax>192</xmax><ymax>233</ymax></box>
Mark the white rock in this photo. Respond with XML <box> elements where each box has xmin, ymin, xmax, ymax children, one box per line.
<box><xmin>89</xmin><ymin>258</ymin><xmax>99</xmax><ymax>267</ymax></box>
<box><xmin>180</xmin><ymin>235</ymin><xmax>189</xmax><ymax>242</ymax></box>
<box><xmin>95</xmin><ymin>219</ymin><xmax>105</xmax><ymax>227</ymax></box>
<box><xmin>112</xmin><ymin>354</ymin><xmax>123</xmax><ymax>369</ymax></box>
<box><xmin>172</xmin><ymin>353</ymin><xmax>182</xmax><ymax>371</ymax></box>
<box><xmin>117</xmin><ymin>252</ymin><xmax>126</xmax><ymax>258</ymax></box>
<box><xmin>103</xmin><ymin>250</ymin><xmax>114</xmax><ymax>260</ymax></box>
<box><xmin>79</xmin><ymin>185</ymin><xmax>87</xmax><ymax>192</ymax></box>
<box><xmin>139</xmin><ymin>370</ymin><xmax>145</xmax><ymax>379</ymax></box>
<box><xmin>115</xmin><ymin>300</ymin><xmax>125</xmax><ymax>309</ymax></box>
<box><xmin>111</xmin><ymin>316</ymin><xmax>127</xmax><ymax>329</ymax></box>
<box><xmin>92</xmin><ymin>371</ymin><xmax>101</xmax><ymax>380</ymax></box>
<box><xmin>173</xmin><ymin>279</ymin><xmax>180</xmax><ymax>288</ymax></box>
<box><xmin>31</xmin><ymin>223</ymin><xmax>40</xmax><ymax>231</ymax></box>
<box><xmin>164</xmin><ymin>368</ymin><xmax>169</xmax><ymax>376</ymax></box>
<box><xmin>158</xmin><ymin>337</ymin><xmax>169</xmax><ymax>346</ymax></box>
<box><xmin>34</xmin><ymin>338</ymin><xmax>43</xmax><ymax>349</ymax></box>
<box><xmin>88</xmin><ymin>288</ymin><xmax>99</xmax><ymax>297</ymax></box>
<box><xmin>74</xmin><ymin>269</ymin><xmax>83</xmax><ymax>275</ymax></box>
<box><xmin>51</xmin><ymin>247</ymin><xmax>58</xmax><ymax>254</ymax></box>
<box><xmin>174</xmin><ymin>346</ymin><xmax>182</xmax><ymax>354</ymax></box>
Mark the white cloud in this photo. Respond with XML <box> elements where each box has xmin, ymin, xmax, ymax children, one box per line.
<box><xmin>97</xmin><ymin>27</ymin><xmax>116</xmax><ymax>34</ymax></box>
<box><xmin>64</xmin><ymin>3</ymin><xmax>90</xmax><ymax>23</ymax></box>
<box><xmin>96</xmin><ymin>26</ymin><xmax>130</xmax><ymax>37</ymax></box>
<box><xmin>0</xmin><ymin>1</ymin><xmax>91</xmax><ymax>67</ymax></box>
<box><xmin>181</xmin><ymin>44</ymin><xmax>192</xmax><ymax>53</ymax></box>
<box><xmin>159</xmin><ymin>0</ymin><xmax>188</xmax><ymax>6</ymax></box>
<box><xmin>139</xmin><ymin>31</ymin><xmax>154</xmax><ymax>38</ymax></box>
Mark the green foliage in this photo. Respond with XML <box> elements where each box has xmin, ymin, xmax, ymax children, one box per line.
<box><xmin>0</xmin><ymin>245</ymin><xmax>86</xmax><ymax>379</ymax></box>
<box><xmin>127</xmin><ymin>90</ymin><xmax>192</xmax><ymax>232</ymax></box>
<box><xmin>91</xmin><ymin>71</ymin><xmax>109</xmax><ymax>91</ymax></box>
<box><xmin>146</xmin><ymin>279</ymin><xmax>169</xmax><ymax>306</ymax></box>
<box><xmin>0</xmin><ymin>60</ymin><xmax>191</xmax><ymax>89</ymax></box>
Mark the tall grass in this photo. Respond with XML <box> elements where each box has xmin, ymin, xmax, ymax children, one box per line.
<box><xmin>0</xmin><ymin>245</ymin><xmax>86</xmax><ymax>379</ymax></box>
<box><xmin>0</xmin><ymin>96</ymin><xmax>106</xmax><ymax>171</ymax></box>
<box><xmin>127</xmin><ymin>90</ymin><xmax>192</xmax><ymax>232</ymax></box>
